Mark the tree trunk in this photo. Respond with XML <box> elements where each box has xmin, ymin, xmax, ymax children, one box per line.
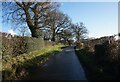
<box><xmin>51</xmin><ymin>35</ymin><xmax>55</xmax><ymax>42</ymax></box>
<box><xmin>31</xmin><ymin>29</ymin><xmax>39</xmax><ymax>38</ymax></box>
<box><xmin>51</xmin><ymin>29</ymin><xmax>55</xmax><ymax>42</ymax></box>
<box><xmin>67</xmin><ymin>39</ymin><xmax>71</xmax><ymax>46</ymax></box>
<box><xmin>24</xmin><ymin>8</ymin><xmax>40</xmax><ymax>38</ymax></box>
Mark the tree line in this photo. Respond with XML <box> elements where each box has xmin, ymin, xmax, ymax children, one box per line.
<box><xmin>2</xmin><ymin>1</ymin><xmax>88</xmax><ymax>44</ymax></box>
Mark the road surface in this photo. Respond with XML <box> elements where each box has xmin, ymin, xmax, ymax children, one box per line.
<box><xmin>24</xmin><ymin>46</ymin><xmax>87</xmax><ymax>80</ymax></box>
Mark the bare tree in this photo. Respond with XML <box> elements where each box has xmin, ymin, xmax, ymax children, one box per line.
<box><xmin>2</xmin><ymin>1</ymin><xmax>59</xmax><ymax>38</ymax></box>
<box><xmin>44</xmin><ymin>11</ymin><xmax>72</xmax><ymax>41</ymax></box>
<box><xmin>58</xmin><ymin>28</ymin><xmax>74</xmax><ymax>45</ymax></box>
<box><xmin>18</xmin><ymin>26</ymin><xmax>28</xmax><ymax>36</ymax></box>
<box><xmin>72</xmin><ymin>22</ymin><xmax>88</xmax><ymax>42</ymax></box>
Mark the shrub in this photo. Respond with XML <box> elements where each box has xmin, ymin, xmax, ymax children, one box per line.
<box><xmin>1</xmin><ymin>34</ymin><xmax>45</xmax><ymax>57</ymax></box>
<box><xmin>75</xmin><ymin>39</ymin><xmax>119</xmax><ymax>80</ymax></box>
<box><xmin>12</xmin><ymin>37</ymin><xmax>28</xmax><ymax>56</ymax></box>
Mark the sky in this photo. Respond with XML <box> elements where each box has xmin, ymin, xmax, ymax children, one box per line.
<box><xmin>59</xmin><ymin>2</ymin><xmax>118</xmax><ymax>38</ymax></box>
<box><xmin>118</xmin><ymin>2</ymin><xmax>120</xmax><ymax>33</ymax></box>
<box><xmin>0</xmin><ymin>2</ymin><xmax>118</xmax><ymax>38</ymax></box>
<box><xmin>0</xmin><ymin>2</ymin><xmax>2</xmax><ymax>32</ymax></box>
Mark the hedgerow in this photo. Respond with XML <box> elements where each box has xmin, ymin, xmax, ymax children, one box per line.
<box><xmin>2</xmin><ymin>44</ymin><xmax>63</xmax><ymax>80</ymax></box>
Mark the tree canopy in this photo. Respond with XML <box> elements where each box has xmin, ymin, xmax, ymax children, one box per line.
<box><xmin>2</xmin><ymin>1</ymin><xmax>59</xmax><ymax>38</ymax></box>
<box><xmin>2</xmin><ymin>1</ymin><xmax>88</xmax><ymax>43</ymax></box>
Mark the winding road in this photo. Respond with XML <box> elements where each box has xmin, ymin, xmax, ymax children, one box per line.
<box><xmin>24</xmin><ymin>46</ymin><xmax>87</xmax><ymax>80</ymax></box>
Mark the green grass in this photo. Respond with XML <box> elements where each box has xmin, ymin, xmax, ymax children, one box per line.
<box><xmin>2</xmin><ymin>44</ymin><xmax>64</xmax><ymax>80</ymax></box>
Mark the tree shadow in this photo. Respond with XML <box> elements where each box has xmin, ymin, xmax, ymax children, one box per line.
<box><xmin>74</xmin><ymin>46</ymin><xmax>119</xmax><ymax>80</ymax></box>
<box><xmin>60</xmin><ymin>46</ymin><xmax>69</xmax><ymax>49</ymax></box>
<box><xmin>2</xmin><ymin>50</ymin><xmax>60</xmax><ymax>80</ymax></box>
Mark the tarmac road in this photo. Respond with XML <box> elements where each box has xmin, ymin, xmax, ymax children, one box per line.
<box><xmin>24</xmin><ymin>46</ymin><xmax>87</xmax><ymax>80</ymax></box>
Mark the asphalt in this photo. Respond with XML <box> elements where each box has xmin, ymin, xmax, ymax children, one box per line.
<box><xmin>24</xmin><ymin>46</ymin><xmax>87</xmax><ymax>80</ymax></box>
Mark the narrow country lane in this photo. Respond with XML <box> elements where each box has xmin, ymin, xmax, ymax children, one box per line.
<box><xmin>24</xmin><ymin>46</ymin><xmax>87</xmax><ymax>80</ymax></box>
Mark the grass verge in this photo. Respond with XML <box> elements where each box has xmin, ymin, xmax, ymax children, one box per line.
<box><xmin>2</xmin><ymin>44</ymin><xmax>64</xmax><ymax>80</ymax></box>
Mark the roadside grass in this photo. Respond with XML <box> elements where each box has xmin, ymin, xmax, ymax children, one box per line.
<box><xmin>75</xmin><ymin>47</ymin><xmax>118</xmax><ymax>81</ymax></box>
<box><xmin>2</xmin><ymin>44</ymin><xmax>64</xmax><ymax>80</ymax></box>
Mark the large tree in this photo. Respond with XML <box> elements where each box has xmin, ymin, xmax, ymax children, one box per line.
<box><xmin>44</xmin><ymin>11</ymin><xmax>72</xmax><ymax>41</ymax></box>
<box><xmin>2</xmin><ymin>1</ymin><xmax>59</xmax><ymax>38</ymax></box>
<box><xmin>58</xmin><ymin>28</ymin><xmax>74</xmax><ymax>45</ymax></box>
<box><xmin>72</xmin><ymin>22</ymin><xmax>88</xmax><ymax>42</ymax></box>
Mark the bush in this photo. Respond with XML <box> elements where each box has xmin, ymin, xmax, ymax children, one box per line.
<box><xmin>2</xmin><ymin>34</ymin><xmax>45</xmax><ymax>57</ymax></box>
<box><xmin>12</xmin><ymin>37</ymin><xmax>28</xmax><ymax>56</ymax></box>
<box><xmin>94</xmin><ymin>44</ymin><xmax>106</xmax><ymax>65</ymax></box>
<box><xmin>75</xmin><ymin>40</ymin><xmax>119</xmax><ymax>80</ymax></box>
